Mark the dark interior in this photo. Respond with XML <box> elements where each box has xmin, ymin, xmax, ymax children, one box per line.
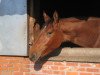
<box><xmin>38</xmin><ymin>0</ymin><xmax>100</xmax><ymax>24</ymax></box>
<box><xmin>33</xmin><ymin>0</ymin><xmax>100</xmax><ymax>47</ymax></box>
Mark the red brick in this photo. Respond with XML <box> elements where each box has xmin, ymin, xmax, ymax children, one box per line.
<box><xmin>42</xmin><ymin>70</ymin><xmax>52</xmax><ymax>74</ymax></box>
<box><xmin>53</xmin><ymin>71</ymin><xmax>61</xmax><ymax>75</ymax></box>
<box><xmin>42</xmin><ymin>65</ymin><xmax>48</xmax><ymax>69</ymax></box>
<box><xmin>53</xmin><ymin>71</ymin><xmax>65</xmax><ymax>75</ymax></box>
<box><xmin>14</xmin><ymin>72</ymin><xmax>23</xmax><ymax>75</ymax></box>
<box><xmin>66</xmin><ymin>62</ymin><xmax>78</xmax><ymax>66</ymax></box>
<box><xmin>1</xmin><ymin>56</ymin><xmax>100</xmax><ymax>75</ymax></box>
<box><xmin>96</xmin><ymin>64</ymin><xmax>100</xmax><ymax>68</ymax></box>
<box><xmin>23</xmin><ymin>64</ymin><xmax>30</xmax><ymax>68</ymax></box>
<box><xmin>13</xmin><ymin>63</ymin><xmax>21</xmax><ymax>71</ymax></box>
<box><xmin>24</xmin><ymin>73</ymin><xmax>31</xmax><ymax>75</ymax></box>
<box><xmin>8</xmin><ymin>67</ymin><xmax>14</xmax><ymax>71</ymax></box>
<box><xmin>31</xmin><ymin>74</ymin><xmax>44</xmax><ymax>75</ymax></box>
<box><xmin>77</xmin><ymin>68</ymin><xmax>86</xmax><ymax>71</ymax></box>
<box><xmin>6</xmin><ymin>63</ymin><xmax>13</xmax><ymax>67</ymax></box>
<box><xmin>0</xmin><ymin>59</ymin><xmax>9</xmax><ymax>63</ymax></box>
<box><xmin>0</xmin><ymin>71</ymin><xmax>1</xmax><ymax>75</ymax></box>
<box><xmin>54</xmin><ymin>62</ymin><xmax>65</xmax><ymax>66</ymax></box>
<box><xmin>2</xmin><ymin>66</ymin><xmax>8</xmax><ymax>70</ymax></box>
<box><xmin>44</xmin><ymin>61</ymin><xmax>53</xmax><ymax>65</ymax></box>
<box><xmin>0</xmin><ymin>71</ymin><xmax>13</xmax><ymax>75</ymax></box>
<box><xmin>10</xmin><ymin>59</ymin><xmax>21</xmax><ymax>63</ymax></box>
<box><xmin>87</xmin><ymin>68</ymin><xmax>99</xmax><ymax>72</ymax></box>
<box><xmin>0</xmin><ymin>65</ymin><xmax>2</xmax><ymax>70</ymax></box>
<box><xmin>24</xmin><ymin>58</ymin><xmax>31</xmax><ymax>64</ymax></box>
<box><xmin>80</xmin><ymin>72</ymin><xmax>92</xmax><ymax>75</ymax></box>
<box><xmin>66</xmin><ymin>72</ymin><xmax>78</xmax><ymax>75</ymax></box>
<box><xmin>59</xmin><ymin>66</ymin><xmax>68</xmax><ymax>70</ymax></box>
<box><xmin>22</xmin><ymin>68</ymin><xmax>30</xmax><ymax>72</ymax></box>
<box><xmin>51</xmin><ymin>66</ymin><xmax>59</xmax><ymax>70</ymax></box>
<box><xmin>80</xmin><ymin>63</ymin><xmax>92</xmax><ymax>67</ymax></box>
<box><xmin>94</xmin><ymin>74</ymin><xmax>100</xmax><ymax>75</ymax></box>
<box><xmin>13</xmin><ymin>67</ymin><xmax>20</xmax><ymax>71</ymax></box>
<box><xmin>59</xmin><ymin>71</ymin><xmax>65</xmax><ymax>75</ymax></box>
<box><xmin>19</xmin><ymin>64</ymin><xmax>30</xmax><ymax>72</ymax></box>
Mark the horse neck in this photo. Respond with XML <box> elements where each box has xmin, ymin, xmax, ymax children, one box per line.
<box><xmin>59</xmin><ymin>18</ymin><xmax>100</xmax><ymax>47</ymax></box>
<box><xmin>59</xmin><ymin>18</ymin><xmax>85</xmax><ymax>42</ymax></box>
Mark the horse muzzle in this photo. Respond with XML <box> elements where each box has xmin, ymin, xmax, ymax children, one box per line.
<box><xmin>29</xmin><ymin>53</ymin><xmax>40</xmax><ymax>62</ymax></box>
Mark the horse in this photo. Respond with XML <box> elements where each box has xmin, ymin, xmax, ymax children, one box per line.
<box><xmin>29</xmin><ymin>11</ymin><xmax>100</xmax><ymax>61</ymax></box>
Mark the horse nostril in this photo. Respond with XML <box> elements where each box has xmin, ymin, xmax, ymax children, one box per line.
<box><xmin>29</xmin><ymin>53</ymin><xmax>41</xmax><ymax>61</ymax></box>
<box><xmin>32</xmin><ymin>55</ymin><xmax>36</xmax><ymax>60</ymax></box>
<box><xmin>29</xmin><ymin>54</ymin><xmax>37</xmax><ymax>61</ymax></box>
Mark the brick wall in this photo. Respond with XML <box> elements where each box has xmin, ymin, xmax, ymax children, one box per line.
<box><xmin>0</xmin><ymin>56</ymin><xmax>100</xmax><ymax>75</ymax></box>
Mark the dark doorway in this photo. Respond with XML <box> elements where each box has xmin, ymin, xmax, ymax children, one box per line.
<box><xmin>38</xmin><ymin>0</ymin><xmax>100</xmax><ymax>24</ymax></box>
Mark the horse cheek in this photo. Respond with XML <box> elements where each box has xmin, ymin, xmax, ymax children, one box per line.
<box><xmin>55</xmin><ymin>34</ymin><xmax>63</xmax><ymax>48</ymax></box>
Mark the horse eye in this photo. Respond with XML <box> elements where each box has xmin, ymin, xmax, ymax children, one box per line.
<box><xmin>47</xmin><ymin>31</ymin><xmax>53</xmax><ymax>35</ymax></box>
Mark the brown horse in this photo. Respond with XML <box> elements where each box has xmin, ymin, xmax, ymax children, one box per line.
<box><xmin>29</xmin><ymin>11</ymin><xmax>100</xmax><ymax>61</ymax></box>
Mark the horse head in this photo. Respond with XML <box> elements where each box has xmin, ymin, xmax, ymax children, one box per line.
<box><xmin>29</xmin><ymin>11</ymin><xmax>64</xmax><ymax>61</ymax></box>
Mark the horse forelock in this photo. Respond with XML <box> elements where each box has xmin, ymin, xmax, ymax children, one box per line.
<box><xmin>44</xmin><ymin>19</ymin><xmax>53</xmax><ymax>26</ymax></box>
<box><xmin>37</xmin><ymin>21</ymin><xmax>51</xmax><ymax>38</ymax></box>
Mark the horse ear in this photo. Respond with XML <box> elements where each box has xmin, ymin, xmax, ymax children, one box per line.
<box><xmin>53</xmin><ymin>11</ymin><xmax>59</xmax><ymax>23</ymax></box>
<box><xmin>53</xmin><ymin>11</ymin><xmax>60</xmax><ymax>29</ymax></box>
<box><xmin>43</xmin><ymin>11</ymin><xmax>51</xmax><ymax>23</ymax></box>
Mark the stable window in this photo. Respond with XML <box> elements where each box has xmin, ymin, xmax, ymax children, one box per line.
<box><xmin>31</xmin><ymin>0</ymin><xmax>100</xmax><ymax>62</ymax></box>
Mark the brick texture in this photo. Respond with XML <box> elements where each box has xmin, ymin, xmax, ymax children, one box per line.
<box><xmin>0</xmin><ymin>56</ymin><xmax>100</xmax><ymax>75</ymax></box>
